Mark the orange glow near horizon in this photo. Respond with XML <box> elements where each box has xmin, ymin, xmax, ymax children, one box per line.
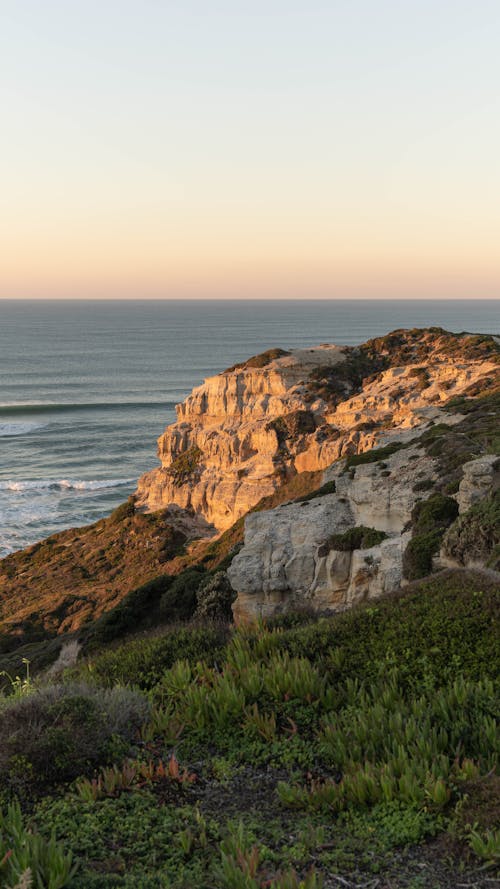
<box><xmin>1</xmin><ymin>3</ymin><xmax>499</xmax><ymax>300</ymax></box>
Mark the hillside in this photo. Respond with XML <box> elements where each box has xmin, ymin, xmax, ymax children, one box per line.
<box><xmin>0</xmin><ymin>328</ymin><xmax>498</xmax><ymax>666</ymax></box>
<box><xmin>0</xmin><ymin>327</ymin><xmax>498</xmax><ymax>888</ymax></box>
<box><xmin>0</xmin><ymin>569</ymin><xmax>498</xmax><ymax>887</ymax></box>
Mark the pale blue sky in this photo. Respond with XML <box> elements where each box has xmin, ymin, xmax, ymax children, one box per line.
<box><xmin>1</xmin><ymin>1</ymin><xmax>500</xmax><ymax>298</ymax></box>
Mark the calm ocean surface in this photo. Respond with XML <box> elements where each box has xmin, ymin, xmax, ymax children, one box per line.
<box><xmin>0</xmin><ymin>299</ymin><xmax>498</xmax><ymax>556</ymax></box>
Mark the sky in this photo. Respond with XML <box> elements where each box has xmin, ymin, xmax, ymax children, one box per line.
<box><xmin>1</xmin><ymin>0</ymin><xmax>500</xmax><ymax>300</ymax></box>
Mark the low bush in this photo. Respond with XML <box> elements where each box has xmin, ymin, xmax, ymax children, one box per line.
<box><xmin>159</xmin><ymin>567</ymin><xmax>206</xmax><ymax>621</ymax></box>
<box><xmin>195</xmin><ymin>571</ymin><xmax>236</xmax><ymax>621</ymax></box>
<box><xmin>167</xmin><ymin>447</ymin><xmax>203</xmax><ymax>486</ymax></box>
<box><xmin>109</xmin><ymin>496</ymin><xmax>136</xmax><ymax>524</ymax></box>
<box><xmin>344</xmin><ymin>441</ymin><xmax>406</xmax><ymax>470</ymax></box>
<box><xmin>403</xmin><ymin>493</ymin><xmax>458</xmax><ymax>580</ymax></box>
<box><xmin>86</xmin><ymin>575</ymin><xmax>173</xmax><ymax>647</ymax></box>
<box><xmin>328</xmin><ymin>526</ymin><xmax>387</xmax><ymax>551</ymax></box>
<box><xmin>294</xmin><ymin>480</ymin><xmax>336</xmax><ymax>503</ymax></box>
<box><xmin>0</xmin><ymin>683</ymin><xmax>149</xmax><ymax>794</ymax></box>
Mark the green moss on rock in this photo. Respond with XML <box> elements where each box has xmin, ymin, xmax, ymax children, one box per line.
<box><xmin>328</xmin><ymin>525</ymin><xmax>388</xmax><ymax>552</ymax></box>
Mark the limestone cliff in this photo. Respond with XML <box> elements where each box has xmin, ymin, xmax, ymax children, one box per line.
<box><xmin>136</xmin><ymin>329</ymin><xmax>499</xmax><ymax>531</ymax></box>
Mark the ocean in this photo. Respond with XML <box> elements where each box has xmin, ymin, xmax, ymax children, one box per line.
<box><xmin>0</xmin><ymin>298</ymin><xmax>498</xmax><ymax>557</ymax></box>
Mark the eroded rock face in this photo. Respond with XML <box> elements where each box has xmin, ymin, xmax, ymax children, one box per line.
<box><xmin>228</xmin><ymin>443</ymin><xmax>435</xmax><ymax>620</ymax></box>
<box><xmin>456</xmin><ymin>455</ymin><xmax>500</xmax><ymax>514</ymax></box>
<box><xmin>136</xmin><ymin>330</ymin><xmax>499</xmax><ymax>532</ymax></box>
<box><xmin>439</xmin><ymin>455</ymin><xmax>500</xmax><ymax>571</ymax></box>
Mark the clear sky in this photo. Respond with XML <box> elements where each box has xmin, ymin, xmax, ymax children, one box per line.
<box><xmin>1</xmin><ymin>0</ymin><xmax>500</xmax><ymax>299</ymax></box>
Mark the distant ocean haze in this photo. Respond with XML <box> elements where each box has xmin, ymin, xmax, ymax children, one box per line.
<box><xmin>0</xmin><ymin>298</ymin><xmax>498</xmax><ymax>556</ymax></box>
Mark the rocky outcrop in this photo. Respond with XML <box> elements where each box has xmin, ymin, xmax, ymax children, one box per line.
<box><xmin>136</xmin><ymin>329</ymin><xmax>499</xmax><ymax>531</ymax></box>
<box><xmin>229</xmin><ymin>442</ymin><xmax>436</xmax><ymax>620</ymax></box>
<box><xmin>439</xmin><ymin>455</ymin><xmax>500</xmax><ymax>571</ymax></box>
<box><xmin>455</xmin><ymin>454</ymin><xmax>499</xmax><ymax>514</ymax></box>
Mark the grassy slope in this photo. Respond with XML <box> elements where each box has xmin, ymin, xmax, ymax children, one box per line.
<box><xmin>0</xmin><ymin>568</ymin><xmax>498</xmax><ymax>888</ymax></box>
<box><xmin>0</xmin><ymin>470</ymin><xmax>324</xmax><ymax>675</ymax></box>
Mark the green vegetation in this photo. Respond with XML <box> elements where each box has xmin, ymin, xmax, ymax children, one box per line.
<box><xmin>306</xmin><ymin>328</ymin><xmax>499</xmax><ymax>409</ymax></box>
<box><xmin>327</xmin><ymin>525</ymin><xmax>387</xmax><ymax>551</ymax></box>
<box><xmin>224</xmin><ymin>348</ymin><xmax>291</xmax><ymax>373</ymax></box>
<box><xmin>344</xmin><ymin>440</ymin><xmax>406</xmax><ymax>469</ymax></box>
<box><xmin>0</xmin><ymin>800</ymin><xmax>76</xmax><ymax>888</ymax></box>
<box><xmin>74</xmin><ymin>625</ymin><xmax>230</xmax><ymax>689</ymax></box>
<box><xmin>0</xmin><ymin>569</ymin><xmax>498</xmax><ymax>885</ymax></box>
<box><xmin>294</xmin><ymin>479</ymin><xmax>336</xmax><ymax>502</ymax></box>
<box><xmin>418</xmin><ymin>390</ymin><xmax>500</xmax><ymax>491</ymax></box>
<box><xmin>403</xmin><ymin>494</ymin><xmax>459</xmax><ymax>580</ymax></box>
<box><xmin>167</xmin><ymin>446</ymin><xmax>203</xmax><ymax>486</ymax></box>
<box><xmin>0</xmin><ymin>683</ymin><xmax>148</xmax><ymax>795</ymax></box>
<box><xmin>408</xmin><ymin>367</ymin><xmax>431</xmax><ymax>390</ymax></box>
<box><xmin>0</xmin><ymin>330</ymin><xmax>499</xmax><ymax>886</ymax></box>
<box><xmin>109</xmin><ymin>497</ymin><xmax>136</xmax><ymax>524</ymax></box>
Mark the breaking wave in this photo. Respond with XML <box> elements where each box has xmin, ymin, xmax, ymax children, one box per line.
<box><xmin>0</xmin><ymin>478</ymin><xmax>135</xmax><ymax>493</ymax></box>
<box><xmin>0</xmin><ymin>401</ymin><xmax>175</xmax><ymax>415</ymax></box>
<box><xmin>0</xmin><ymin>422</ymin><xmax>50</xmax><ymax>437</ymax></box>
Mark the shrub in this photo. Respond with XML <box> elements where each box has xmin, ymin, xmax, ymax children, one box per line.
<box><xmin>167</xmin><ymin>447</ymin><xmax>203</xmax><ymax>485</ymax></box>
<box><xmin>224</xmin><ymin>348</ymin><xmax>291</xmax><ymax>373</ymax></box>
<box><xmin>0</xmin><ymin>683</ymin><xmax>149</xmax><ymax>793</ymax></box>
<box><xmin>294</xmin><ymin>480</ymin><xmax>336</xmax><ymax>503</ymax></box>
<box><xmin>87</xmin><ymin>575</ymin><xmax>173</xmax><ymax>646</ymax></box>
<box><xmin>344</xmin><ymin>441</ymin><xmax>406</xmax><ymax>470</ymax></box>
<box><xmin>408</xmin><ymin>367</ymin><xmax>431</xmax><ymax>390</ymax></box>
<box><xmin>412</xmin><ymin>478</ymin><xmax>434</xmax><ymax>492</ymax></box>
<box><xmin>159</xmin><ymin>567</ymin><xmax>206</xmax><ymax>621</ymax></box>
<box><xmin>327</xmin><ymin>526</ymin><xmax>387</xmax><ymax>552</ymax></box>
<box><xmin>109</xmin><ymin>497</ymin><xmax>136</xmax><ymax>524</ymax></box>
<box><xmin>403</xmin><ymin>494</ymin><xmax>459</xmax><ymax>580</ymax></box>
<box><xmin>195</xmin><ymin>571</ymin><xmax>236</xmax><ymax>621</ymax></box>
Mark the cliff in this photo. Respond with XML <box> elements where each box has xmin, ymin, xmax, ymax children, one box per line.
<box><xmin>136</xmin><ymin>329</ymin><xmax>499</xmax><ymax>531</ymax></box>
<box><xmin>229</xmin><ymin>393</ymin><xmax>500</xmax><ymax>620</ymax></box>
<box><xmin>0</xmin><ymin>328</ymin><xmax>498</xmax><ymax>666</ymax></box>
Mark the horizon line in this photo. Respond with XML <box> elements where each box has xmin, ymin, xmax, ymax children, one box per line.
<box><xmin>1</xmin><ymin>296</ymin><xmax>499</xmax><ymax>302</ymax></box>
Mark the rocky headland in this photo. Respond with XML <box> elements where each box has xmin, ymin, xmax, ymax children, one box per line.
<box><xmin>0</xmin><ymin>327</ymin><xmax>498</xmax><ymax>659</ymax></box>
<box><xmin>136</xmin><ymin>328</ymin><xmax>498</xmax><ymax>531</ymax></box>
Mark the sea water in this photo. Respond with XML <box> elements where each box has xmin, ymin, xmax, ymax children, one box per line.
<box><xmin>0</xmin><ymin>298</ymin><xmax>498</xmax><ymax>556</ymax></box>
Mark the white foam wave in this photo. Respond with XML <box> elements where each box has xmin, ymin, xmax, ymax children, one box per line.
<box><xmin>0</xmin><ymin>422</ymin><xmax>49</xmax><ymax>437</ymax></box>
<box><xmin>0</xmin><ymin>401</ymin><xmax>55</xmax><ymax>408</ymax></box>
<box><xmin>0</xmin><ymin>478</ymin><xmax>135</xmax><ymax>493</ymax></box>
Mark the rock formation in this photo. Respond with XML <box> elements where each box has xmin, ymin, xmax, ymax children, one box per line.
<box><xmin>136</xmin><ymin>329</ymin><xmax>499</xmax><ymax>531</ymax></box>
<box><xmin>228</xmin><ymin>439</ymin><xmax>430</xmax><ymax>619</ymax></box>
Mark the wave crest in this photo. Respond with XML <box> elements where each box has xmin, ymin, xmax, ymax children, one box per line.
<box><xmin>0</xmin><ymin>422</ymin><xmax>49</xmax><ymax>437</ymax></box>
<box><xmin>0</xmin><ymin>478</ymin><xmax>135</xmax><ymax>493</ymax></box>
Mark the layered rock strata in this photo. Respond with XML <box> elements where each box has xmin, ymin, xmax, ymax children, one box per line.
<box><xmin>136</xmin><ymin>330</ymin><xmax>499</xmax><ymax>531</ymax></box>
